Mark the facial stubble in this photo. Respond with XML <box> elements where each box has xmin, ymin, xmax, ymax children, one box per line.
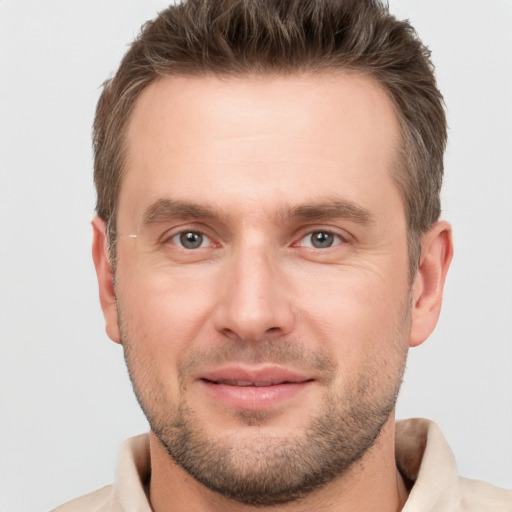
<box><xmin>119</xmin><ymin>302</ymin><xmax>410</xmax><ymax>507</ymax></box>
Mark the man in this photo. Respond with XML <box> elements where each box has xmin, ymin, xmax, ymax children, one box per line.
<box><xmin>54</xmin><ymin>0</ymin><xmax>512</xmax><ymax>510</ymax></box>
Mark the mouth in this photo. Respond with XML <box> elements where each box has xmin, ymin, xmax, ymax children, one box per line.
<box><xmin>205</xmin><ymin>379</ymin><xmax>307</xmax><ymax>387</ymax></box>
<box><xmin>198</xmin><ymin>366</ymin><xmax>314</xmax><ymax>410</ymax></box>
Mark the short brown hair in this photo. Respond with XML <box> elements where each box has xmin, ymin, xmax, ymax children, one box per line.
<box><xmin>93</xmin><ymin>0</ymin><xmax>446</xmax><ymax>276</ymax></box>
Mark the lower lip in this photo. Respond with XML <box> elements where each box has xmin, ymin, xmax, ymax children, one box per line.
<box><xmin>200</xmin><ymin>380</ymin><xmax>312</xmax><ymax>410</ymax></box>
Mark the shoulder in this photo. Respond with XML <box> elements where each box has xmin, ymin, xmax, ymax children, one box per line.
<box><xmin>51</xmin><ymin>434</ymin><xmax>150</xmax><ymax>512</ymax></box>
<box><xmin>51</xmin><ymin>485</ymin><xmax>117</xmax><ymax>512</ymax></box>
<box><xmin>457</xmin><ymin>477</ymin><xmax>512</xmax><ymax>511</ymax></box>
<box><xmin>397</xmin><ymin>419</ymin><xmax>512</xmax><ymax>511</ymax></box>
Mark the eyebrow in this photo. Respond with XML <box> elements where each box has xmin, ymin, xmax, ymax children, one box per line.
<box><xmin>140</xmin><ymin>197</ymin><xmax>374</xmax><ymax>227</ymax></box>
<box><xmin>142</xmin><ymin>198</ymin><xmax>226</xmax><ymax>225</ymax></box>
<box><xmin>287</xmin><ymin>199</ymin><xmax>374</xmax><ymax>225</ymax></box>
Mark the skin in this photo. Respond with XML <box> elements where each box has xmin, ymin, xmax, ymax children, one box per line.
<box><xmin>92</xmin><ymin>72</ymin><xmax>452</xmax><ymax>511</ymax></box>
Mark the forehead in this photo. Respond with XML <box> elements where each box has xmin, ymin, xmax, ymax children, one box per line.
<box><xmin>119</xmin><ymin>72</ymin><xmax>403</xmax><ymax>227</ymax></box>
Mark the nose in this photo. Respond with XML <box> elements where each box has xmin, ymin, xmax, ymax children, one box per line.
<box><xmin>213</xmin><ymin>244</ymin><xmax>295</xmax><ymax>342</ymax></box>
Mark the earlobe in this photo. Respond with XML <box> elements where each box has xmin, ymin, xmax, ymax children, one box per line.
<box><xmin>409</xmin><ymin>221</ymin><xmax>453</xmax><ymax>347</ymax></box>
<box><xmin>92</xmin><ymin>216</ymin><xmax>121</xmax><ymax>344</ymax></box>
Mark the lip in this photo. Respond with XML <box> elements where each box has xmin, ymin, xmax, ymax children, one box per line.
<box><xmin>197</xmin><ymin>365</ymin><xmax>314</xmax><ymax>410</ymax></box>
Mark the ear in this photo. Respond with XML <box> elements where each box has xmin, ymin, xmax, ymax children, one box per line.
<box><xmin>409</xmin><ymin>221</ymin><xmax>453</xmax><ymax>347</ymax></box>
<box><xmin>92</xmin><ymin>216</ymin><xmax>121</xmax><ymax>344</ymax></box>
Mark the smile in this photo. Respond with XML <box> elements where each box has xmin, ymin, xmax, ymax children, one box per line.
<box><xmin>198</xmin><ymin>366</ymin><xmax>314</xmax><ymax>410</ymax></box>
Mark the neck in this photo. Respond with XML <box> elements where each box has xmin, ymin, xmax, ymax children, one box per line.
<box><xmin>148</xmin><ymin>415</ymin><xmax>409</xmax><ymax>512</ymax></box>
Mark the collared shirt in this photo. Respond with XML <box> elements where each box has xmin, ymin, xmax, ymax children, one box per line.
<box><xmin>53</xmin><ymin>418</ymin><xmax>512</xmax><ymax>511</ymax></box>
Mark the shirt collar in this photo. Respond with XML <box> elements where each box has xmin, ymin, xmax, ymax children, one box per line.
<box><xmin>397</xmin><ymin>418</ymin><xmax>460</xmax><ymax>511</ymax></box>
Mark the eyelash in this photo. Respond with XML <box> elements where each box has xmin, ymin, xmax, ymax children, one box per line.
<box><xmin>295</xmin><ymin>230</ymin><xmax>346</xmax><ymax>249</ymax></box>
<box><xmin>161</xmin><ymin>228</ymin><xmax>347</xmax><ymax>251</ymax></box>
<box><xmin>169</xmin><ymin>231</ymin><xmax>215</xmax><ymax>250</ymax></box>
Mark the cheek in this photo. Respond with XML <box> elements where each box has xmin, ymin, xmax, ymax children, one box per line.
<box><xmin>302</xmin><ymin>279</ymin><xmax>410</xmax><ymax>400</ymax></box>
<box><xmin>116</xmin><ymin>274</ymin><xmax>218</xmax><ymax>409</ymax></box>
<box><xmin>294</xmin><ymin>264</ymin><xmax>410</xmax><ymax>364</ymax></box>
<box><xmin>116</xmin><ymin>266</ymin><xmax>219</xmax><ymax>355</ymax></box>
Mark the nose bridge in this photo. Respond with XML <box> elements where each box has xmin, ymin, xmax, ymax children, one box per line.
<box><xmin>214</xmin><ymin>237</ymin><xmax>294</xmax><ymax>341</ymax></box>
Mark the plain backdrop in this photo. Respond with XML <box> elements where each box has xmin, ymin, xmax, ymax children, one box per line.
<box><xmin>0</xmin><ymin>1</ymin><xmax>511</xmax><ymax>511</ymax></box>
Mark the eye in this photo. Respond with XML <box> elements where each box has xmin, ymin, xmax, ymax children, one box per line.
<box><xmin>297</xmin><ymin>231</ymin><xmax>344</xmax><ymax>249</ymax></box>
<box><xmin>170</xmin><ymin>231</ymin><xmax>212</xmax><ymax>250</ymax></box>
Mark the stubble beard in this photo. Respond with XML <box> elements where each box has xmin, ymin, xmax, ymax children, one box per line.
<box><xmin>120</xmin><ymin>312</ymin><xmax>410</xmax><ymax>507</ymax></box>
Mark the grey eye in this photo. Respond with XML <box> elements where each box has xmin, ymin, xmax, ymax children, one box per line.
<box><xmin>176</xmin><ymin>231</ymin><xmax>205</xmax><ymax>249</ymax></box>
<box><xmin>310</xmin><ymin>231</ymin><xmax>336</xmax><ymax>248</ymax></box>
<box><xmin>296</xmin><ymin>230</ymin><xmax>344</xmax><ymax>249</ymax></box>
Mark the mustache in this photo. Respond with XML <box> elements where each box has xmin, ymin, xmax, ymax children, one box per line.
<box><xmin>178</xmin><ymin>338</ymin><xmax>336</xmax><ymax>379</ymax></box>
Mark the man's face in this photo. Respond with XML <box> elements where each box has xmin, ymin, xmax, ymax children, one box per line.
<box><xmin>111</xmin><ymin>72</ymin><xmax>412</xmax><ymax>504</ymax></box>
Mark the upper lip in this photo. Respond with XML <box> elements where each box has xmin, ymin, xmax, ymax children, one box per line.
<box><xmin>198</xmin><ymin>365</ymin><xmax>313</xmax><ymax>386</ymax></box>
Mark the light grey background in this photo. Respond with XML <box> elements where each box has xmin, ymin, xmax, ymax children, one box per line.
<box><xmin>0</xmin><ymin>1</ymin><xmax>511</xmax><ymax>511</ymax></box>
